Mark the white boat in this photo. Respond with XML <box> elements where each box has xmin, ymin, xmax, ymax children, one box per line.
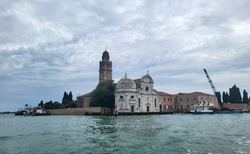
<box><xmin>190</xmin><ymin>100</ymin><xmax>214</xmax><ymax>114</ymax></box>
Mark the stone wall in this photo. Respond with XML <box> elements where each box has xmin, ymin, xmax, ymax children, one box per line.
<box><xmin>48</xmin><ymin>107</ymin><xmax>112</xmax><ymax>115</ymax></box>
<box><xmin>229</xmin><ymin>103</ymin><xmax>250</xmax><ymax>110</ymax></box>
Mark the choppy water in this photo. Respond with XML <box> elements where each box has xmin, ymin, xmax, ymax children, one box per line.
<box><xmin>0</xmin><ymin>114</ymin><xmax>250</xmax><ymax>154</ymax></box>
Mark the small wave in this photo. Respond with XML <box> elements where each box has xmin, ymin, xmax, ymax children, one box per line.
<box><xmin>0</xmin><ymin>136</ymin><xmax>13</xmax><ymax>141</ymax></box>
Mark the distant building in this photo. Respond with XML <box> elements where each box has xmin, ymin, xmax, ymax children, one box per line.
<box><xmin>99</xmin><ymin>50</ymin><xmax>112</xmax><ymax>83</ymax></box>
<box><xmin>77</xmin><ymin>49</ymin><xmax>220</xmax><ymax>113</ymax></box>
<box><xmin>176</xmin><ymin>92</ymin><xmax>219</xmax><ymax>113</ymax></box>
<box><xmin>77</xmin><ymin>49</ymin><xmax>113</xmax><ymax>108</ymax></box>
<box><xmin>115</xmin><ymin>72</ymin><xmax>160</xmax><ymax>113</ymax></box>
<box><xmin>158</xmin><ymin>92</ymin><xmax>177</xmax><ymax>112</ymax></box>
<box><xmin>76</xmin><ymin>92</ymin><xmax>91</xmax><ymax>107</ymax></box>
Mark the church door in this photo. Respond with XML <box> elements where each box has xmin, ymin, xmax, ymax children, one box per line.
<box><xmin>159</xmin><ymin>105</ymin><xmax>162</xmax><ymax>112</ymax></box>
<box><xmin>147</xmin><ymin>106</ymin><xmax>149</xmax><ymax>112</ymax></box>
<box><xmin>131</xmin><ymin>106</ymin><xmax>134</xmax><ymax>112</ymax></box>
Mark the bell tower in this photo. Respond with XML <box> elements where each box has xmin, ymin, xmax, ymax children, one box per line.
<box><xmin>99</xmin><ymin>49</ymin><xmax>112</xmax><ymax>83</ymax></box>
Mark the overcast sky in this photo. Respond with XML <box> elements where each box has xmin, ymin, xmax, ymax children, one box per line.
<box><xmin>1</xmin><ymin>0</ymin><xmax>250</xmax><ymax>111</ymax></box>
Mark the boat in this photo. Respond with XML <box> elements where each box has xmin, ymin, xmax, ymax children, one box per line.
<box><xmin>190</xmin><ymin>100</ymin><xmax>245</xmax><ymax>114</ymax></box>
<box><xmin>190</xmin><ymin>100</ymin><xmax>213</xmax><ymax>114</ymax></box>
<box><xmin>213</xmin><ymin>108</ymin><xmax>245</xmax><ymax>114</ymax></box>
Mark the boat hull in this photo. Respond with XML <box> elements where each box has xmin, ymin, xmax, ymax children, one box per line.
<box><xmin>190</xmin><ymin>112</ymin><xmax>213</xmax><ymax>114</ymax></box>
<box><xmin>190</xmin><ymin>110</ymin><xmax>245</xmax><ymax>114</ymax></box>
<box><xmin>213</xmin><ymin>110</ymin><xmax>245</xmax><ymax>114</ymax></box>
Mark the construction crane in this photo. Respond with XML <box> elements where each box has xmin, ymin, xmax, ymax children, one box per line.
<box><xmin>203</xmin><ymin>69</ymin><xmax>217</xmax><ymax>95</ymax></box>
<box><xmin>203</xmin><ymin>69</ymin><xmax>227</xmax><ymax>108</ymax></box>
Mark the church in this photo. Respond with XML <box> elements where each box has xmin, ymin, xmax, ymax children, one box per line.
<box><xmin>115</xmin><ymin>73</ymin><xmax>161</xmax><ymax>112</ymax></box>
<box><xmin>115</xmin><ymin>72</ymin><xmax>160</xmax><ymax>113</ymax></box>
<box><xmin>76</xmin><ymin>49</ymin><xmax>161</xmax><ymax>113</ymax></box>
<box><xmin>77</xmin><ymin>49</ymin><xmax>219</xmax><ymax>113</ymax></box>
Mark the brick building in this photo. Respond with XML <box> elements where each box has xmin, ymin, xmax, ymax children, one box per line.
<box><xmin>158</xmin><ymin>92</ymin><xmax>177</xmax><ymax>112</ymax></box>
<box><xmin>176</xmin><ymin>92</ymin><xmax>219</xmax><ymax>113</ymax></box>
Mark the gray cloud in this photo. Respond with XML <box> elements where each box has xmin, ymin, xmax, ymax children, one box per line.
<box><xmin>1</xmin><ymin>0</ymin><xmax>250</xmax><ymax>111</ymax></box>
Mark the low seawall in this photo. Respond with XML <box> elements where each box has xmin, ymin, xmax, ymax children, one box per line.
<box><xmin>48</xmin><ymin>107</ymin><xmax>111</xmax><ymax>115</ymax></box>
<box><xmin>229</xmin><ymin>103</ymin><xmax>250</xmax><ymax>110</ymax></box>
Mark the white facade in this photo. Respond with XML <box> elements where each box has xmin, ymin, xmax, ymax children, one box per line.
<box><xmin>115</xmin><ymin>72</ymin><xmax>160</xmax><ymax>113</ymax></box>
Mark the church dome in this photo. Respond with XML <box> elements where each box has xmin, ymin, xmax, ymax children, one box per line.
<box><xmin>102</xmin><ymin>50</ymin><xmax>110</xmax><ymax>61</ymax></box>
<box><xmin>141</xmin><ymin>72</ymin><xmax>154</xmax><ymax>84</ymax></box>
<box><xmin>116</xmin><ymin>73</ymin><xmax>137</xmax><ymax>91</ymax></box>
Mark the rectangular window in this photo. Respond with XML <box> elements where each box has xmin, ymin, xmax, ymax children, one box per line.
<box><xmin>170</xmin><ymin>98</ymin><xmax>172</xmax><ymax>102</ymax></box>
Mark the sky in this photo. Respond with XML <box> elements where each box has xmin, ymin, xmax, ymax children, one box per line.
<box><xmin>1</xmin><ymin>0</ymin><xmax>250</xmax><ymax>112</ymax></box>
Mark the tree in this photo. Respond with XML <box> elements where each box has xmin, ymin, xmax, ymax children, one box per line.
<box><xmin>226</xmin><ymin>92</ymin><xmax>230</xmax><ymax>103</ymax></box>
<box><xmin>62</xmin><ymin>91</ymin><xmax>76</xmax><ymax>108</ymax></box>
<box><xmin>38</xmin><ymin>100</ymin><xmax>44</xmax><ymax>107</ymax></box>
<box><xmin>90</xmin><ymin>80</ymin><xmax>115</xmax><ymax>109</ymax></box>
<box><xmin>229</xmin><ymin>84</ymin><xmax>242</xmax><ymax>103</ymax></box>
<box><xmin>53</xmin><ymin>101</ymin><xmax>64</xmax><ymax>109</ymax></box>
<box><xmin>215</xmin><ymin>92</ymin><xmax>222</xmax><ymax>104</ymax></box>
<box><xmin>44</xmin><ymin>101</ymin><xmax>65</xmax><ymax>109</ymax></box>
<box><xmin>68</xmin><ymin>91</ymin><xmax>73</xmax><ymax>101</ymax></box>
<box><xmin>243</xmin><ymin>90</ymin><xmax>248</xmax><ymax>104</ymax></box>
<box><xmin>222</xmin><ymin>92</ymin><xmax>226</xmax><ymax>103</ymax></box>
<box><xmin>62</xmin><ymin>92</ymin><xmax>69</xmax><ymax>105</ymax></box>
<box><xmin>65</xmin><ymin>101</ymin><xmax>76</xmax><ymax>108</ymax></box>
<box><xmin>44</xmin><ymin>101</ymin><xmax>54</xmax><ymax>109</ymax></box>
<box><xmin>222</xmin><ymin>92</ymin><xmax>230</xmax><ymax>103</ymax></box>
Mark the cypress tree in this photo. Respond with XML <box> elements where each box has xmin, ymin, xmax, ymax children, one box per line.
<box><xmin>38</xmin><ymin>100</ymin><xmax>44</xmax><ymax>107</ymax></box>
<box><xmin>222</xmin><ymin>92</ymin><xmax>226</xmax><ymax>103</ymax></box>
<box><xmin>229</xmin><ymin>84</ymin><xmax>242</xmax><ymax>103</ymax></box>
<box><xmin>62</xmin><ymin>91</ymin><xmax>69</xmax><ymax>104</ymax></box>
<box><xmin>226</xmin><ymin>92</ymin><xmax>230</xmax><ymax>103</ymax></box>
<box><xmin>243</xmin><ymin>90</ymin><xmax>248</xmax><ymax>104</ymax></box>
<box><xmin>215</xmin><ymin>92</ymin><xmax>222</xmax><ymax>104</ymax></box>
<box><xmin>68</xmin><ymin>91</ymin><xmax>73</xmax><ymax>101</ymax></box>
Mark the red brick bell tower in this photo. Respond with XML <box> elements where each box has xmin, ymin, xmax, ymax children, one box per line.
<box><xmin>99</xmin><ymin>49</ymin><xmax>112</xmax><ymax>83</ymax></box>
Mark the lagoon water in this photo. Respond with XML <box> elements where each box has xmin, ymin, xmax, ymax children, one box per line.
<box><xmin>0</xmin><ymin>114</ymin><xmax>250</xmax><ymax>154</ymax></box>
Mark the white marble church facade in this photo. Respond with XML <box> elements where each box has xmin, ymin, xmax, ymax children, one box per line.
<box><xmin>115</xmin><ymin>72</ymin><xmax>160</xmax><ymax>113</ymax></box>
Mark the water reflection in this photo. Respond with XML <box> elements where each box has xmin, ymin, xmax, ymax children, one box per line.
<box><xmin>85</xmin><ymin>116</ymin><xmax>120</xmax><ymax>153</ymax></box>
<box><xmin>88</xmin><ymin>116</ymin><xmax>118</xmax><ymax>134</ymax></box>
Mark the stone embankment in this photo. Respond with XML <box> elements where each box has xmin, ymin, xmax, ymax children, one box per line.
<box><xmin>48</xmin><ymin>107</ymin><xmax>111</xmax><ymax>115</ymax></box>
